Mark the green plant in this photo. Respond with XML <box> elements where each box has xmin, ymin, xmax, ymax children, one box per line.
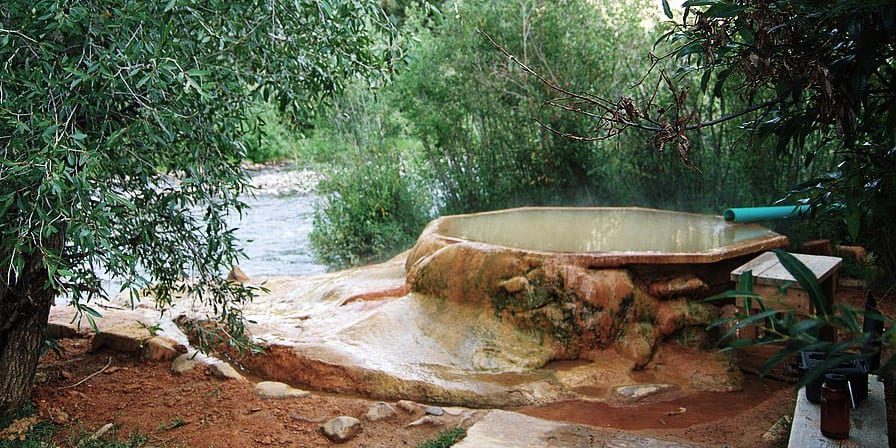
<box><xmin>0</xmin><ymin>403</ymin><xmax>54</xmax><ymax>448</ymax></box>
<box><xmin>160</xmin><ymin>417</ymin><xmax>186</xmax><ymax>431</ymax></box>
<box><xmin>310</xmin><ymin>147</ymin><xmax>430</xmax><ymax>268</ymax></box>
<box><xmin>137</xmin><ymin>322</ymin><xmax>163</xmax><ymax>337</ymax></box>
<box><xmin>0</xmin><ymin>0</ymin><xmax>390</xmax><ymax>416</ymax></box>
<box><xmin>241</xmin><ymin>101</ymin><xmax>304</xmax><ymax>163</ymax></box>
<box><xmin>708</xmin><ymin>249</ymin><xmax>893</xmax><ymax>384</ymax></box>
<box><xmin>416</xmin><ymin>428</ymin><xmax>466</xmax><ymax>448</ymax></box>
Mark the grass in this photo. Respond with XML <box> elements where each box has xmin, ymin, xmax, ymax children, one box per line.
<box><xmin>416</xmin><ymin>428</ymin><xmax>466</xmax><ymax>448</ymax></box>
<box><xmin>1</xmin><ymin>404</ymin><xmax>165</xmax><ymax>448</ymax></box>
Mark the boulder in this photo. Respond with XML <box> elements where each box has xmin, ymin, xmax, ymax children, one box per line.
<box><xmin>364</xmin><ymin>402</ymin><xmax>397</xmax><ymax>421</ymax></box>
<box><xmin>91</xmin><ymin>323</ymin><xmax>153</xmax><ymax>353</ymax></box>
<box><xmin>143</xmin><ymin>336</ymin><xmax>187</xmax><ymax>361</ymax></box>
<box><xmin>255</xmin><ymin>381</ymin><xmax>310</xmax><ymax>399</ymax></box>
<box><xmin>209</xmin><ymin>362</ymin><xmax>246</xmax><ymax>381</ymax></box>
<box><xmin>321</xmin><ymin>416</ymin><xmax>361</xmax><ymax>443</ymax></box>
<box><xmin>172</xmin><ymin>352</ymin><xmax>200</xmax><ymax>374</ymax></box>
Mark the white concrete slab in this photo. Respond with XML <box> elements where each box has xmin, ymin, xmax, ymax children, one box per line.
<box><xmin>788</xmin><ymin>375</ymin><xmax>888</xmax><ymax>448</ymax></box>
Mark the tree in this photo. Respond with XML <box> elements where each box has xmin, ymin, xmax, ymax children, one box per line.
<box><xmin>494</xmin><ymin>0</ymin><xmax>896</xmax><ymax>283</ymax></box>
<box><xmin>0</xmin><ymin>0</ymin><xmax>389</xmax><ymax>417</ymax></box>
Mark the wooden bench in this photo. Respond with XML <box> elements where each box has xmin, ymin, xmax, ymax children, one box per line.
<box><xmin>730</xmin><ymin>251</ymin><xmax>843</xmax><ymax>316</ymax></box>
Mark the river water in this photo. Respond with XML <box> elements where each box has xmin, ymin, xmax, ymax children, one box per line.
<box><xmin>230</xmin><ymin>190</ymin><xmax>327</xmax><ymax>278</ymax></box>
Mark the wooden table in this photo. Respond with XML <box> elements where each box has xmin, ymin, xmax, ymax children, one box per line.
<box><xmin>788</xmin><ymin>375</ymin><xmax>888</xmax><ymax>447</ymax></box>
<box><xmin>730</xmin><ymin>251</ymin><xmax>843</xmax><ymax>316</ymax></box>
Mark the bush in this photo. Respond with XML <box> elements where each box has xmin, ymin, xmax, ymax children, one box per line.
<box><xmin>241</xmin><ymin>101</ymin><xmax>304</xmax><ymax>163</ymax></box>
<box><xmin>416</xmin><ymin>428</ymin><xmax>466</xmax><ymax>448</ymax></box>
<box><xmin>310</xmin><ymin>147</ymin><xmax>430</xmax><ymax>269</ymax></box>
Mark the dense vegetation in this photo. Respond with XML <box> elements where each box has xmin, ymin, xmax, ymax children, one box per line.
<box><xmin>0</xmin><ymin>0</ymin><xmax>388</xmax><ymax>417</ymax></box>
<box><xmin>304</xmin><ymin>0</ymin><xmax>848</xmax><ymax>269</ymax></box>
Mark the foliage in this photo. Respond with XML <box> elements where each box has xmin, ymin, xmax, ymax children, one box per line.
<box><xmin>416</xmin><ymin>428</ymin><xmax>466</xmax><ymax>448</ymax></box>
<box><xmin>708</xmin><ymin>249</ymin><xmax>893</xmax><ymax>383</ymax></box>
<box><xmin>393</xmin><ymin>0</ymin><xmax>651</xmax><ymax>213</ymax></box>
<box><xmin>0</xmin><ymin>403</ymin><xmax>54</xmax><ymax>447</ymax></box>
<box><xmin>0</xmin><ymin>0</ymin><xmax>389</xmax><ymax>415</ymax></box>
<box><xmin>642</xmin><ymin>0</ymin><xmax>896</xmax><ymax>282</ymax></box>
<box><xmin>310</xmin><ymin>144</ymin><xmax>429</xmax><ymax>269</ymax></box>
<box><xmin>308</xmin><ymin>0</ymin><xmax>841</xmax><ymax>267</ymax></box>
<box><xmin>0</xmin><ymin>404</ymin><xmax>164</xmax><ymax>448</ymax></box>
<box><xmin>240</xmin><ymin>101</ymin><xmax>303</xmax><ymax>163</ymax></box>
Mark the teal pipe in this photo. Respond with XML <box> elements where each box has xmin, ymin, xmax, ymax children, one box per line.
<box><xmin>723</xmin><ymin>205</ymin><xmax>811</xmax><ymax>222</ymax></box>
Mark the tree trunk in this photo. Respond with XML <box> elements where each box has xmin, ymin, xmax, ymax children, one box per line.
<box><xmin>0</xmin><ymin>256</ymin><xmax>55</xmax><ymax>417</ymax></box>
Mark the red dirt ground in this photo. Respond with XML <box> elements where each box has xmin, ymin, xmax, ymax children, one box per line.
<box><xmin>25</xmin><ymin>286</ymin><xmax>895</xmax><ymax>447</ymax></box>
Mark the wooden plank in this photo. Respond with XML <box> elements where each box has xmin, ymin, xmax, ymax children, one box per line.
<box><xmin>788</xmin><ymin>375</ymin><xmax>888</xmax><ymax>448</ymax></box>
<box><xmin>731</xmin><ymin>252</ymin><xmax>843</xmax><ymax>288</ymax></box>
<box><xmin>730</xmin><ymin>251</ymin><xmax>780</xmax><ymax>279</ymax></box>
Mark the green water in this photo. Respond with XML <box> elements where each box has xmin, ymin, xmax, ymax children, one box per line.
<box><xmin>438</xmin><ymin>208</ymin><xmax>775</xmax><ymax>254</ymax></box>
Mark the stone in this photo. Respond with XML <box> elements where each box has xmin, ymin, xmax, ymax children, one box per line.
<box><xmin>172</xmin><ymin>352</ymin><xmax>200</xmax><ymax>374</ymax></box>
<box><xmin>405</xmin><ymin>416</ymin><xmax>444</xmax><ymax>428</ymax></box>
<box><xmin>614</xmin><ymin>322</ymin><xmax>657</xmax><ymax>368</ymax></box>
<box><xmin>321</xmin><ymin>416</ymin><xmax>361</xmax><ymax>443</ymax></box>
<box><xmin>364</xmin><ymin>402</ymin><xmax>397</xmax><ymax>421</ymax></box>
<box><xmin>143</xmin><ymin>336</ymin><xmax>186</xmax><ymax>361</ymax></box>
<box><xmin>46</xmin><ymin>322</ymin><xmax>78</xmax><ymax>339</ymax></box>
<box><xmin>227</xmin><ymin>266</ymin><xmax>250</xmax><ymax>283</ymax></box>
<box><xmin>499</xmin><ymin>276</ymin><xmax>529</xmax><ymax>294</ymax></box>
<box><xmin>397</xmin><ymin>400</ymin><xmax>422</xmax><ymax>413</ymax></box>
<box><xmin>91</xmin><ymin>323</ymin><xmax>153</xmax><ymax>353</ymax></box>
<box><xmin>800</xmin><ymin>239</ymin><xmax>833</xmax><ymax>256</ymax></box>
<box><xmin>209</xmin><ymin>362</ymin><xmax>246</xmax><ymax>381</ymax></box>
<box><xmin>454</xmin><ymin>410</ymin><xmax>696</xmax><ymax>448</ymax></box>
<box><xmin>837</xmin><ymin>245</ymin><xmax>868</xmax><ymax>263</ymax></box>
<box><xmin>424</xmin><ymin>406</ymin><xmax>444</xmax><ymax>416</ymax></box>
<box><xmin>612</xmin><ymin>384</ymin><xmax>677</xmax><ymax>402</ymax></box>
<box><xmin>255</xmin><ymin>381</ymin><xmax>310</xmax><ymax>399</ymax></box>
<box><xmin>648</xmin><ymin>275</ymin><xmax>708</xmax><ymax>299</ymax></box>
<box><xmin>762</xmin><ymin>416</ymin><xmax>791</xmax><ymax>444</ymax></box>
<box><xmin>443</xmin><ymin>407</ymin><xmax>465</xmax><ymax>416</ymax></box>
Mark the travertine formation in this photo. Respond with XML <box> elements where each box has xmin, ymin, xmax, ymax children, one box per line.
<box><xmin>50</xmin><ymin>208</ymin><xmax>786</xmax><ymax>407</ymax></box>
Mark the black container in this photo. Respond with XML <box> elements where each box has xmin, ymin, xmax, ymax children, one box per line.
<box><xmin>800</xmin><ymin>351</ymin><xmax>869</xmax><ymax>404</ymax></box>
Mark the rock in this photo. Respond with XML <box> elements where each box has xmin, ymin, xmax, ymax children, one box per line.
<box><xmin>614</xmin><ymin>322</ymin><xmax>657</xmax><ymax>368</ymax></box>
<box><xmin>405</xmin><ymin>416</ymin><xmax>444</xmax><ymax>428</ymax></box>
<box><xmin>443</xmin><ymin>407</ymin><xmax>465</xmax><ymax>416</ymax></box>
<box><xmin>47</xmin><ymin>408</ymin><xmax>70</xmax><ymax>424</ymax></box>
<box><xmin>424</xmin><ymin>406</ymin><xmax>444</xmax><ymax>416</ymax></box>
<box><xmin>227</xmin><ymin>266</ymin><xmax>250</xmax><ymax>283</ymax></box>
<box><xmin>143</xmin><ymin>336</ymin><xmax>187</xmax><ymax>361</ymax></box>
<box><xmin>172</xmin><ymin>352</ymin><xmax>200</xmax><ymax>374</ymax></box>
<box><xmin>91</xmin><ymin>323</ymin><xmax>153</xmax><ymax>353</ymax></box>
<box><xmin>837</xmin><ymin>245</ymin><xmax>867</xmax><ymax>263</ymax></box>
<box><xmin>255</xmin><ymin>381</ymin><xmax>310</xmax><ymax>399</ymax></box>
<box><xmin>320</xmin><ymin>416</ymin><xmax>362</xmax><ymax>443</ymax></box>
<box><xmin>91</xmin><ymin>423</ymin><xmax>115</xmax><ymax>440</ymax></box>
<box><xmin>648</xmin><ymin>275</ymin><xmax>708</xmax><ymax>299</ymax></box>
<box><xmin>762</xmin><ymin>416</ymin><xmax>792</xmax><ymax>443</ymax></box>
<box><xmin>46</xmin><ymin>322</ymin><xmax>78</xmax><ymax>339</ymax></box>
<box><xmin>800</xmin><ymin>239</ymin><xmax>833</xmax><ymax>256</ymax></box>
<box><xmin>209</xmin><ymin>362</ymin><xmax>245</xmax><ymax>381</ymax></box>
<box><xmin>364</xmin><ymin>402</ymin><xmax>397</xmax><ymax>421</ymax></box>
<box><xmin>397</xmin><ymin>400</ymin><xmax>422</xmax><ymax>413</ymax></box>
<box><xmin>499</xmin><ymin>277</ymin><xmax>529</xmax><ymax>294</ymax></box>
<box><xmin>612</xmin><ymin>384</ymin><xmax>677</xmax><ymax>403</ymax></box>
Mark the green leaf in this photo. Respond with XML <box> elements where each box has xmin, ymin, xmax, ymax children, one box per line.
<box><xmin>772</xmin><ymin>249</ymin><xmax>829</xmax><ymax>317</ymax></box>
<box><xmin>704</xmin><ymin>3</ymin><xmax>745</xmax><ymax>19</ymax></box>
<box><xmin>661</xmin><ymin>0</ymin><xmax>673</xmax><ymax>19</ymax></box>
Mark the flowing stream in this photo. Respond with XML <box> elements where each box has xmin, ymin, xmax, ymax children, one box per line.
<box><xmin>229</xmin><ymin>188</ymin><xmax>326</xmax><ymax>278</ymax></box>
